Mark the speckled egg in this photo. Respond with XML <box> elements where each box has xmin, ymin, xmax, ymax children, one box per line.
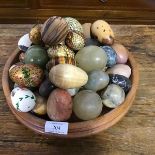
<box><xmin>24</xmin><ymin>45</ymin><xmax>49</xmax><ymax>68</ymax></box>
<box><xmin>9</xmin><ymin>64</ymin><xmax>44</xmax><ymax>87</ymax></box>
<box><xmin>18</xmin><ymin>33</ymin><xmax>32</xmax><ymax>52</ymax></box>
<box><xmin>65</xmin><ymin>17</ymin><xmax>83</xmax><ymax>33</ymax></box>
<box><xmin>65</xmin><ymin>31</ymin><xmax>85</xmax><ymax>51</ymax></box>
<box><xmin>101</xmin><ymin>84</ymin><xmax>125</xmax><ymax>108</ymax></box>
<box><xmin>100</xmin><ymin>46</ymin><xmax>117</xmax><ymax>67</ymax></box>
<box><xmin>91</xmin><ymin>20</ymin><xmax>114</xmax><ymax>45</ymax></box>
<box><xmin>11</xmin><ymin>87</ymin><xmax>36</xmax><ymax>112</ymax></box>
<box><xmin>109</xmin><ymin>74</ymin><xmax>131</xmax><ymax>93</ymax></box>
<box><xmin>41</xmin><ymin>16</ymin><xmax>69</xmax><ymax>46</ymax></box>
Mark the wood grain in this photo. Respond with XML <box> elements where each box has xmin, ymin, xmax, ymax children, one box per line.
<box><xmin>0</xmin><ymin>24</ymin><xmax>155</xmax><ymax>154</ymax></box>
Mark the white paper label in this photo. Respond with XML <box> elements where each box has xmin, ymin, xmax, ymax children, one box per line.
<box><xmin>45</xmin><ymin>121</ymin><xmax>69</xmax><ymax>135</ymax></box>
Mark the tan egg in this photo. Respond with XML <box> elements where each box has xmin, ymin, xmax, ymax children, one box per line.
<box><xmin>82</xmin><ymin>23</ymin><xmax>92</xmax><ymax>38</ymax></box>
<box><xmin>91</xmin><ymin>20</ymin><xmax>114</xmax><ymax>45</ymax></box>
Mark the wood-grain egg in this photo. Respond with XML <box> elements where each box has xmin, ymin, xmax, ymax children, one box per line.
<box><xmin>49</xmin><ymin>64</ymin><xmax>88</xmax><ymax>89</ymax></box>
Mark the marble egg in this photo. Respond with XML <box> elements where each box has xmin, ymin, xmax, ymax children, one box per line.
<box><xmin>65</xmin><ymin>31</ymin><xmax>85</xmax><ymax>51</ymax></box>
<box><xmin>47</xmin><ymin>88</ymin><xmax>72</xmax><ymax>121</ymax></box>
<box><xmin>32</xmin><ymin>93</ymin><xmax>47</xmax><ymax>115</ymax></box>
<box><xmin>19</xmin><ymin>52</ymin><xmax>25</xmax><ymax>63</ymax></box>
<box><xmin>84</xmin><ymin>70</ymin><xmax>109</xmax><ymax>91</ymax></box>
<box><xmin>11</xmin><ymin>87</ymin><xmax>36</xmax><ymax>112</ymax></box>
<box><xmin>9</xmin><ymin>64</ymin><xmax>44</xmax><ymax>87</ymax></box>
<box><xmin>18</xmin><ymin>33</ymin><xmax>32</xmax><ymax>52</ymax></box>
<box><xmin>75</xmin><ymin>45</ymin><xmax>107</xmax><ymax>72</ymax></box>
<box><xmin>91</xmin><ymin>20</ymin><xmax>114</xmax><ymax>45</ymax></box>
<box><xmin>101</xmin><ymin>84</ymin><xmax>125</xmax><ymax>108</ymax></box>
<box><xmin>109</xmin><ymin>74</ymin><xmax>131</xmax><ymax>93</ymax></box>
<box><xmin>29</xmin><ymin>24</ymin><xmax>41</xmax><ymax>44</ymax></box>
<box><xmin>112</xmin><ymin>43</ymin><xmax>129</xmax><ymax>64</ymax></box>
<box><xmin>65</xmin><ymin>17</ymin><xmax>83</xmax><ymax>33</ymax></box>
<box><xmin>106</xmin><ymin>64</ymin><xmax>131</xmax><ymax>78</ymax></box>
<box><xmin>49</xmin><ymin>64</ymin><xmax>88</xmax><ymax>89</ymax></box>
<box><xmin>66</xmin><ymin>88</ymin><xmax>80</xmax><ymax>96</ymax></box>
<box><xmin>73</xmin><ymin>90</ymin><xmax>103</xmax><ymax>120</ymax></box>
<box><xmin>47</xmin><ymin>44</ymin><xmax>76</xmax><ymax>70</ymax></box>
<box><xmin>24</xmin><ymin>45</ymin><xmax>49</xmax><ymax>68</ymax></box>
<box><xmin>41</xmin><ymin>16</ymin><xmax>69</xmax><ymax>46</ymax></box>
<box><xmin>39</xmin><ymin>78</ymin><xmax>56</xmax><ymax>97</ymax></box>
<box><xmin>100</xmin><ymin>46</ymin><xmax>117</xmax><ymax>67</ymax></box>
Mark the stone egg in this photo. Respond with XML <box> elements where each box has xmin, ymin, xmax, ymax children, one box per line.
<box><xmin>100</xmin><ymin>46</ymin><xmax>117</xmax><ymax>67</ymax></box>
<box><xmin>65</xmin><ymin>17</ymin><xmax>83</xmax><ymax>33</ymax></box>
<box><xmin>101</xmin><ymin>84</ymin><xmax>125</xmax><ymax>108</ymax></box>
<box><xmin>32</xmin><ymin>93</ymin><xmax>47</xmax><ymax>115</ymax></box>
<box><xmin>84</xmin><ymin>70</ymin><xmax>109</xmax><ymax>91</ymax></box>
<box><xmin>18</xmin><ymin>33</ymin><xmax>32</xmax><ymax>52</ymax></box>
<box><xmin>24</xmin><ymin>45</ymin><xmax>49</xmax><ymax>68</ymax></box>
<box><xmin>11</xmin><ymin>87</ymin><xmax>36</xmax><ymax>112</ymax></box>
<box><xmin>41</xmin><ymin>16</ymin><xmax>69</xmax><ymax>46</ymax></box>
<box><xmin>65</xmin><ymin>31</ymin><xmax>85</xmax><ymax>51</ymax></box>
<box><xmin>47</xmin><ymin>88</ymin><xmax>72</xmax><ymax>121</ymax></box>
<box><xmin>39</xmin><ymin>78</ymin><xmax>56</xmax><ymax>97</ymax></box>
<box><xmin>75</xmin><ymin>45</ymin><xmax>107</xmax><ymax>72</ymax></box>
<box><xmin>73</xmin><ymin>90</ymin><xmax>103</xmax><ymax>120</ymax></box>
<box><xmin>9</xmin><ymin>64</ymin><xmax>44</xmax><ymax>87</ymax></box>
<box><xmin>66</xmin><ymin>88</ymin><xmax>80</xmax><ymax>96</ymax></box>
<box><xmin>91</xmin><ymin>20</ymin><xmax>114</xmax><ymax>45</ymax></box>
<box><xmin>82</xmin><ymin>23</ymin><xmax>92</xmax><ymax>38</ymax></box>
<box><xmin>106</xmin><ymin>64</ymin><xmax>131</xmax><ymax>78</ymax></box>
<box><xmin>109</xmin><ymin>74</ymin><xmax>131</xmax><ymax>93</ymax></box>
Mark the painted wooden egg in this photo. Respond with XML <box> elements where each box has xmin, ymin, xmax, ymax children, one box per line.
<box><xmin>109</xmin><ymin>74</ymin><xmax>131</xmax><ymax>93</ymax></box>
<box><xmin>9</xmin><ymin>64</ymin><xmax>44</xmax><ymax>87</ymax></box>
<box><xmin>29</xmin><ymin>24</ymin><xmax>42</xmax><ymax>44</ymax></box>
<box><xmin>18</xmin><ymin>33</ymin><xmax>32</xmax><ymax>52</ymax></box>
<box><xmin>11</xmin><ymin>87</ymin><xmax>36</xmax><ymax>112</ymax></box>
<box><xmin>65</xmin><ymin>17</ymin><xmax>83</xmax><ymax>33</ymax></box>
<box><xmin>91</xmin><ymin>20</ymin><xmax>114</xmax><ymax>45</ymax></box>
<box><xmin>47</xmin><ymin>44</ymin><xmax>76</xmax><ymax>70</ymax></box>
<box><xmin>106</xmin><ymin>64</ymin><xmax>131</xmax><ymax>78</ymax></box>
<box><xmin>49</xmin><ymin>64</ymin><xmax>88</xmax><ymax>89</ymax></box>
<box><xmin>100</xmin><ymin>46</ymin><xmax>117</xmax><ymax>67</ymax></box>
<box><xmin>65</xmin><ymin>31</ymin><xmax>85</xmax><ymax>51</ymax></box>
<box><xmin>101</xmin><ymin>84</ymin><xmax>125</xmax><ymax>108</ymax></box>
<box><xmin>24</xmin><ymin>45</ymin><xmax>49</xmax><ymax>68</ymax></box>
<box><xmin>41</xmin><ymin>16</ymin><xmax>69</xmax><ymax>46</ymax></box>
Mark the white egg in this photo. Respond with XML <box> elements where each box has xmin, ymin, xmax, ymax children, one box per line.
<box><xmin>11</xmin><ymin>87</ymin><xmax>36</xmax><ymax>112</ymax></box>
<box><xmin>18</xmin><ymin>33</ymin><xmax>32</xmax><ymax>52</ymax></box>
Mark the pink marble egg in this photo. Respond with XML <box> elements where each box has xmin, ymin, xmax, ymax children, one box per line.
<box><xmin>112</xmin><ymin>43</ymin><xmax>129</xmax><ymax>64</ymax></box>
<box><xmin>106</xmin><ymin>64</ymin><xmax>131</xmax><ymax>78</ymax></box>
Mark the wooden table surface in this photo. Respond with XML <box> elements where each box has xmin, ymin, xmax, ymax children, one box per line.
<box><xmin>0</xmin><ymin>24</ymin><xmax>155</xmax><ymax>155</ymax></box>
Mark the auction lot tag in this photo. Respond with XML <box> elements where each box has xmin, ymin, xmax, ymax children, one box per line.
<box><xmin>45</xmin><ymin>121</ymin><xmax>69</xmax><ymax>135</ymax></box>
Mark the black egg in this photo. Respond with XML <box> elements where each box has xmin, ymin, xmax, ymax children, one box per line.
<box><xmin>109</xmin><ymin>74</ymin><xmax>131</xmax><ymax>93</ymax></box>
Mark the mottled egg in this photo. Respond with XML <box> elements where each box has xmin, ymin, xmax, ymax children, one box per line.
<box><xmin>9</xmin><ymin>64</ymin><xmax>44</xmax><ymax>87</ymax></box>
<box><xmin>18</xmin><ymin>33</ymin><xmax>32</xmax><ymax>52</ymax></box>
<box><xmin>41</xmin><ymin>16</ymin><xmax>69</xmax><ymax>46</ymax></box>
<box><xmin>109</xmin><ymin>74</ymin><xmax>131</xmax><ymax>93</ymax></box>
<box><xmin>65</xmin><ymin>31</ymin><xmax>85</xmax><ymax>51</ymax></box>
<box><xmin>47</xmin><ymin>44</ymin><xmax>76</xmax><ymax>70</ymax></box>
<box><xmin>112</xmin><ymin>43</ymin><xmax>129</xmax><ymax>64</ymax></box>
<box><xmin>75</xmin><ymin>45</ymin><xmax>107</xmax><ymax>72</ymax></box>
<box><xmin>29</xmin><ymin>24</ymin><xmax>41</xmax><ymax>44</ymax></box>
<box><xmin>24</xmin><ymin>45</ymin><xmax>49</xmax><ymax>68</ymax></box>
<box><xmin>100</xmin><ymin>46</ymin><xmax>117</xmax><ymax>67</ymax></box>
<box><xmin>101</xmin><ymin>84</ymin><xmax>125</xmax><ymax>108</ymax></box>
<box><xmin>106</xmin><ymin>64</ymin><xmax>131</xmax><ymax>78</ymax></box>
<box><xmin>73</xmin><ymin>90</ymin><xmax>103</xmax><ymax>120</ymax></box>
<box><xmin>11</xmin><ymin>87</ymin><xmax>36</xmax><ymax>112</ymax></box>
<box><xmin>65</xmin><ymin>17</ymin><xmax>83</xmax><ymax>33</ymax></box>
<box><xmin>47</xmin><ymin>88</ymin><xmax>72</xmax><ymax>121</ymax></box>
<box><xmin>91</xmin><ymin>20</ymin><xmax>114</xmax><ymax>45</ymax></box>
<box><xmin>84</xmin><ymin>70</ymin><xmax>109</xmax><ymax>91</ymax></box>
<box><xmin>66</xmin><ymin>88</ymin><xmax>80</xmax><ymax>96</ymax></box>
<box><xmin>32</xmin><ymin>93</ymin><xmax>47</xmax><ymax>115</ymax></box>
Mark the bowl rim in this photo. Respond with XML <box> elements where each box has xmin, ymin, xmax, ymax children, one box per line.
<box><xmin>2</xmin><ymin>49</ymin><xmax>139</xmax><ymax>138</ymax></box>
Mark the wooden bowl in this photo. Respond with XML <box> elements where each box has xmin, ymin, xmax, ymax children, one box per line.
<box><xmin>2</xmin><ymin>49</ymin><xmax>139</xmax><ymax>138</ymax></box>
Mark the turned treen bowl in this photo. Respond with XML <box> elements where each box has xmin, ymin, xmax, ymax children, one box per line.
<box><xmin>2</xmin><ymin>49</ymin><xmax>139</xmax><ymax>138</ymax></box>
